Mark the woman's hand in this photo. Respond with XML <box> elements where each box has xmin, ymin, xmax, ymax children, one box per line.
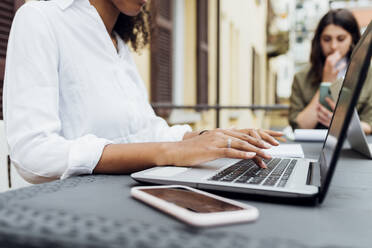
<box><xmin>200</xmin><ymin>128</ymin><xmax>283</xmax><ymax>146</ymax></box>
<box><xmin>361</xmin><ymin>121</ymin><xmax>372</xmax><ymax>135</ymax></box>
<box><xmin>322</xmin><ymin>51</ymin><xmax>347</xmax><ymax>83</ymax></box>
<box><xmin>317</xmin><ymin>97</ymin><xmax>336</xmax><ymax>127</ymax></box>
<box><xmin>228</xmin><ymin>128</ymin><xmax>284</xmax><ymax>146</ymax></box>
<box><xmin>166</xmin><ymin>128</ymin><xmax>284</xmax><ymax>169</ymax></box>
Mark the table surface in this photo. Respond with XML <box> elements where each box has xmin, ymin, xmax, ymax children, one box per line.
<box><xmin>0</xmin><ymin>139</ymin><xmax>371</xmax><ymax>248</ymax></box>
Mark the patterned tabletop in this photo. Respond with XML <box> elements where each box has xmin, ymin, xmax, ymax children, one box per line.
<box><xmin>0</xmin><ymin>141</ymin><xmax>371</xmax><ymax>248</ymax></box>
<box><xmin>0</xmin><ymin>175</ymin><xmax>326</xmax><ymax>248</ymax></box>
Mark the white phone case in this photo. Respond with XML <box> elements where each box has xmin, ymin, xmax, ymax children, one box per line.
<box><xmin>131</xmin><ymin>185</ymin><xmax>259</xmax><ymax>227</ymax></box>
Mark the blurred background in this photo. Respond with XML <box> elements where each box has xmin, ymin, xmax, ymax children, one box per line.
<box><xmin>0</xmin><ymin>0</ymin><xmax>371</xmax><ymax>190</ymax></box>
<box><xmin>133</xmin><ymin>0</ymin><xmax>371</xmax><ymax>132</ymax></box>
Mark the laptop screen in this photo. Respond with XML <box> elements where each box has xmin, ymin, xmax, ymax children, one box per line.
<box><xmin>318</xmin><ymin>22</ymin><xmax>372</xmax><ymax>202</ymax></box>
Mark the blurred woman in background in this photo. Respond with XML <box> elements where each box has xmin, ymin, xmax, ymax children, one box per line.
<box><xmin>289</xmin><ymin>8</ymin><xmax>372</xmax><ymax>134</ymax></box>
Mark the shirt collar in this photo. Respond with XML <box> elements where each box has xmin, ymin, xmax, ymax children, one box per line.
<box><xmin>55</xmin><ymin>0</ymin><xmax>75</xmax><ymax>10</ymax></box>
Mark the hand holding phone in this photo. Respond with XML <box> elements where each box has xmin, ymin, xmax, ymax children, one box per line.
<box><xmin>319</xmin><ymin>82</ymin><xmax>333</xmax><ymax>111</ymax></box>
<box><xmin>131</xmin><ymin>185</ymin><xmax>259</xmax><ymax>227</ymax></box>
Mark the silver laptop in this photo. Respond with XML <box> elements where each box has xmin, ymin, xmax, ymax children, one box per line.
<box><xmin>348</xmin><ymin>109</ymin><xmax>372</xmax><ymax>158</ymax></box>
<box><xmin>132</xmin><ymin>21</ymin><xmax>372</xmax><ymax>204</ymax></box>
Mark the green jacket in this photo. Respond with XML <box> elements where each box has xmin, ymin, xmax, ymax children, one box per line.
<box><xmin>288</xmin><ymin>65</ymin><xmax>372</xmax><ymax>129</ymax></box>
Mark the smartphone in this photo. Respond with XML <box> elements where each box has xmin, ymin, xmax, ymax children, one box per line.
<box><xmin>319</xmin><ymin>82</ymin><xmax>333</xmax><ymax>111</ymax></box>
<box><xmin>131</xmin><ymin>185</ymin><xmax>259</xmax><ymax>227</ymax></box>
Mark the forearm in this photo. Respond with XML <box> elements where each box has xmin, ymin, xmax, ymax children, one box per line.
<box><xmin>296</xmin><ymin>106</ymin><xmax>318</xmax><ymax>129</ymax></box>
<box><xmin>296</xmin><ymin>92</ymin><xmax>319</xmax><ymax>129</ymax></box>
<box><xmin>93</xmin><ymin>142</ymin><xmax>174</xmax><ymax>174</ymax></box>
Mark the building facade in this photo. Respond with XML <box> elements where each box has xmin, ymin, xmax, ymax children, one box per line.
<box><xmin>131</xmin><ymin>0</ymin><xmax>271</xmax><ymax>130</ymax></box>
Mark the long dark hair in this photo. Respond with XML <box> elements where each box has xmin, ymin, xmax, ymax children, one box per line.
<box><xmin>308</xmin><ymin>9</ymin><xmax>361</xmax><ymax>85</ymax></box>
<box><xmin>114</xmin><ymin>8</ymin><xmax>151</xmax><ymax>52</ymax></box>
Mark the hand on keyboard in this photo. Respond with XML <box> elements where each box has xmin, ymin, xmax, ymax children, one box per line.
<box><xmin>169</xmin><ymin>128</ymin><xmax>283</xmax><ymax>168</ymax></box>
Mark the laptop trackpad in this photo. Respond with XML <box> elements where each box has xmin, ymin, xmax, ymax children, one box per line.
<box><xmin>143</xmin><ymin>167</ymin><xmax>189</xmax><ymax>177</ymax></box>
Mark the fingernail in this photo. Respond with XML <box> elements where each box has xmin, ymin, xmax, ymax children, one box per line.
<box><xmin>246</xmin><ymin>152</ymin><xmax>256</xmax><ymax>157</ymax></box>
<box><xmin>263</xmin><ymin>142</ymin><xmax>272</xmax><ymax>148</ymax></box>
<box><xmin>263</xmin><ymin>151</ymin><xmax>272</xmax><ymax>158</ymax></box>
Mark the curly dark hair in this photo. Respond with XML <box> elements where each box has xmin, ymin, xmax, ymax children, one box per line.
<box><xmin>43</xmin><ymin>0</ymin><xmax>151</xmax><ymax>52</ymax></box>
<box><xmin>114</xmin><ymin>8</ymin><xmax>151</xmax><ymax>52</ymax></box>
<box><xmin>308</xmin><ymin>9</ymin><xmax>361</xmax><ymax>85</ymax></box>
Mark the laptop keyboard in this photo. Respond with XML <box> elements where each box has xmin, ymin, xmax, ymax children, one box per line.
<box><xmin>208</xmin><ymin>158</ymin><xmax>297</xmax><ymax>187</ymax></box>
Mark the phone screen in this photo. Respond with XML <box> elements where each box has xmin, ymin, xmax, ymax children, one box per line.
<box><xmin>141</xmin><ymin>187</ymin><xmax>244</xmax><ymax>213</ymax></box>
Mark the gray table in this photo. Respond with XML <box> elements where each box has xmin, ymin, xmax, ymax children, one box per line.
<box><xmin>0</xmin><ymin>140</ymin><xmax>371</xmax><ymax>248</ymax></box>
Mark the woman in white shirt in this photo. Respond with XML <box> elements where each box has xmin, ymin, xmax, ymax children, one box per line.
<box><xmin>3</xmin><ymin>0</ymin><xmax>283</xmax><ymax>184</ymax></box>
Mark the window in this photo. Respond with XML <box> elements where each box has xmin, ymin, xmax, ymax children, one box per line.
<box><xmin>151</xmin><ymin>0</ymin><xmax>173</xmax><ymax>118</ymax></box>
<box><xmin>0</xmin><ymin>0</ymin><xmax>23</xmax><ymax>120</ymax></box>
<box><xmin>0</xmin><ymin>1</ymin><xmax>13</xmax><ymax>119</ymax></box>
<box><xmin>196</xmin><ymin>0</ymin><xmax>209</xmax><ymax>108</ymax></box>
<box><xmin>251</xmin><ymin>47</ymin><xmax>261</xmax><ymax>105</ymax></box>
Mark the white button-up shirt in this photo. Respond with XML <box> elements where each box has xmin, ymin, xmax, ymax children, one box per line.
<box><xmin>3</xmin><ymin>0</ymin><xmax>191</xmax><ymax>183</ymax></box>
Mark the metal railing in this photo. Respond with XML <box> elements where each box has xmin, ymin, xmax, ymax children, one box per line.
<box><xmin>151</xmin><ymin>103</ymin><xmax>289</xmax><ymax>128</ymax></box>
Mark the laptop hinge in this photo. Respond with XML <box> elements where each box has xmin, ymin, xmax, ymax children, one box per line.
<box><xmin>307</xmin><ymin>161</ymin><xmax>321</xmax><ymax>187</ymax></box>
